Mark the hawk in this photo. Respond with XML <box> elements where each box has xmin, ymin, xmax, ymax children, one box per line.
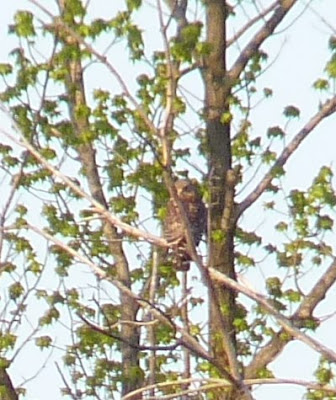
<box><xmin>163</xmin><ymin>179</ymin><xmax>207</xmax><ymax>271</ymax></box>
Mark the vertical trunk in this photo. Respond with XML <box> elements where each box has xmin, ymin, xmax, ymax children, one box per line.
<box><xmin>56</xmin><ymin>1</ymin><xmax>140</xmax><ymax>396</ymax></box>
<box><xmin>203</xmin><ymin>0</ymin><xmax>238</xmax><ymax>395</ymax></box>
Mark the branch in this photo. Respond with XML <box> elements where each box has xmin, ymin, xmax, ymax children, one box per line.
<box><xmin>227</xmin><ymin>1</ymin><xmax>279</xmax><ymax>47</ymax></box>
<box><xmin>0</xmin><ymin>125</ymin><xmax>167</xmax><ymax>249</ymax></box>
<box><xmin>78</xmin><ymin>313</ymin><xmax>180</xmax><ymax>352</ymax></box>
<box><xmin>294</xmin><ymin>258</ymin><xmax>336</xmax><ymax>319</ymax></box>
<box><xmin>55</xmin><ymin>362</ymin><xmax>77</xmax><ymax>400</ymax></box>
<box><xmin>236</xmin><ymin>96</ymin><xmax>336</xmax><ymax>219</ymax></box>
<box><xmin>246</xmin><ymin>257</ymin><xmax>336</xmax><ymax>378</ymax></box>
<box><xmin>229</xmin><ymin>0</ymin><xmax>298</xmax><ymax>82</ymax></box>
<box><xmin>28</xmin><ymin>0</ymin><xmax>158</xmax><ymax>137</ymax></box>
<box><xmin>209</xmin><ymin>268</ymin><xmax>336</xmax><ymax>363</ymax></box>
<box><xmin>0</xmin><ymin>368</ymin><xmax>18</xmax><ymax>400</ymax></box>
<box><xmin>19</xmin><ymin>222</ymin><xmax>236</xmax><ymax>382</ymax></box>
<box><xmin>163</xmin><ymin>0</ymin><xmax>188</xmax><ymax>32</ymax></box>
<box><xmin>122</xmin><ymin>376</ymin><xmax>336</xmax><ymax>400</ymax></box>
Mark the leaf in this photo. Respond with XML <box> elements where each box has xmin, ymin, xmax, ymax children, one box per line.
<box><xmin>316</xmin><ymin>215</ymin><xmax>333</xmax><ymax>231</ymax></box>
<box><xmin>35</xmin><ymin>336</ymin><xmax>52</xmax><ymax>349</ymax></box>
<box><xmin>266</xmin><ymin>277</ymin><xmax>282</xmax><ymax>297</ymax></box>
<box><xmin>236</xmin><ymin>252</ymin><xmax>255</xmax><ymax>267</ymax></box>
<box><xmin>325</xmin><ymin>55</ymin><xmax>336</xmax><ymax>78</ymax></box>
<box><xmin>313</xmin><ymin>78</ymin><xmax>329</xmax><ymax>91</ymax></box>
<box><xmin>267</xmin><ymin>126</ymin><xmax>285</xmax><ymax>138</ymax></box>
<box><xmin>283</xmin><ymin>105</ymin><xmax>300</xmax><ymax>118</ymax></box>
<box><xmin>263</xmin><ymin>87</ymin><xmax>273</xmax><ymax>97</ymax></box>
<box><xmin>127</xmin><ymin>0</ymin><xmax>142</xmax><ymax>11</ymax></box>
<box><xmin>328</xmin><ymin>35</ymin><xmax>336</xmax><ymax>51</ymax></box>
<box><xmin>13</xmin><ymin>11</ymin><xmax>35</xmax><ymax>37</ymax></box>
<box><xmin>0</xmin><ymin>63</ymin><xmax>12</xmax><ymax>75</ymax></box>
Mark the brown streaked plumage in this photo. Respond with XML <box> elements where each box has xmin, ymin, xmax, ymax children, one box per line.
<box><xmin>163</xmin><ymin>179</ymin><xmax>206</xmax><ymax>271</ymax></box>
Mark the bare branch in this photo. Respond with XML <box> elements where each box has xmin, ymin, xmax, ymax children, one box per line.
<box><xmin>229</xmin><ymin>0</ymin><xmax>298</xmax><ymax>82</ymax></box>
<box><xmin>227</xmin><ymin>1</ymin><xmax>279</xmax><ymax>47</ymax></box>
<box><xmin>294</xmin><ymin>258</ymin><xmax>336</xmax><ymax>319</ymax></box>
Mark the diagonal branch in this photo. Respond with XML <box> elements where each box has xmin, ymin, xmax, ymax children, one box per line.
<box><xmin>123</xmin><ymin>376</ymin><xmax>336</xmax><ymax>400</ymax></box>
<box><xmin>0</xmin><ymin>125</ymin><xmax>167</xmax><ymax>249</ymax></box>
<box><xmin>209</xmin><ymin>268</ymin><xmax>336</xmax><ymax>363</ymax></box>
<box><xmin>229</xmin><ymin>0</ymin><xmax>298</xmax><ymax>82</ymax></box>
<box><xmin>22</xmin><ymin>222</ymin><xmax>236</xmax><ymax>383</ymax></box>
<box><xmin>294</xmin><ymin>258</ymin><xmax>336</xmax><ymax>319</ymax></box>
<box><xmin>227</xmin><ymin>1</ymin><xmax>279</xmax><ymax>47</ymax></box>
<box><xmin>236</xmin><ymin>96</ymin><xmax>336</xmax><ymax>219</ymax></box>
<box><xmin>246</xmin><ymin>257</ymin><xmax>336</xmax><ymax>378</ymax></box>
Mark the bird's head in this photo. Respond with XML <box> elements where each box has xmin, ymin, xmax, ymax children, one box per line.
<box><xmin>175</xmin><ymin>179</ymin><xmax>198</xmax><ymax>200</ymax></box>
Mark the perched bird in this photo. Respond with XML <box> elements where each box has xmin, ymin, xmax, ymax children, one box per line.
<box><xmin>163</xmin><ymin>179</ymin><xmax>207</xmax><ymax>271</ymax></box>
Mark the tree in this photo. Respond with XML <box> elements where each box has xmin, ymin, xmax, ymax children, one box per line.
<box><xmin>0</xmin><ymin>0</ymin><xmax>336</xmax><ymax>399</ymax></box>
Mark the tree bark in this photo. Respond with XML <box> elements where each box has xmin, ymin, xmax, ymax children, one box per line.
<box><xmin>203</xmin><ymin>1</ymin><xmax>239</xmax><ymax>397</ymax></box>
<box><xmin>0</xmin><ymin>368</ymin><xmax>17</xmax><ymax>400</ymax></box>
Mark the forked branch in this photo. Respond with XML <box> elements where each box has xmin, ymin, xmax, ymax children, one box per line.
<box><xmin>209</xmin><ymin>268</ymin><xmax>336</xmax><ymax>363</ymax></box>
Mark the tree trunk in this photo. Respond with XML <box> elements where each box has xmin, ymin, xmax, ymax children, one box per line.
<box><xmin>203</xmin><ymin>1</ymin><xmax>240</xmax><ymax>397</ymax></box>
<box><xmin>57</xmin><ymin>1</ymin><xmax>140</xmax><ymax>396</ymax></box>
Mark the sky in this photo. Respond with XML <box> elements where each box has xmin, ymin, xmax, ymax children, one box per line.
<box><xmin>0</xmin><ymin>1</ymin><xmax>336</xmax><ymax>399</ymax></box>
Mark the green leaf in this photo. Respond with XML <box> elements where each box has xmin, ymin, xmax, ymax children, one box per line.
<box><xmin>267</xmin><ymin>126</ymin><xmax>285</xmax><ymax>138</ymax></box>
<box><xmin>0</xmin><ymin>334</ymin><xmax>16</xmax><ymax>351</ymax></box>
<box><xmin>263</xmin><ymin>87</ymin><xmax>273</xmax><ymax>97</ymax></box>
<box><xmin>266</xmin><ymin>277</ymin><xmax>282</xmax><ymax>297</ymax></box>
<box><xmin>328</xmin><ymin>36</ymin><xmax>336</xmax><ymax>51</ymax></box>
<box><xmin>315</xmin><ymin>367</ymin><xmax>332</xmax><ymax>384</ymax></box>
<box><xmin>221</xmin><ymin>111</ymin><xmax>233</xmax><ymax>124</ymax></box>
<box><xmin>283</xmin><ymin>289</ymin><xmax>301</xmax><ymax>302</ymax></box>
<box><xmin>9</xmin><ymin>282</ymin><xmax>24</xmax><ymax>300</ymax></box>
<box><xmin>127</xmin><ymin>24</ymin><xmax>144</xmax><ymax>60</ymax></box>
<box><xmin>275</xmin><ymin>222</ymin><xmax>288</xmax><ymax>232</ymax></box>
<box><xmin>35</xmin><ymin>336</ymin><xmax>53</xmax><ymax>349</ymax></box>
<box><xmin>313</xmin><ymin>79</ymin><xmax>329</xmax><ymax>91</ymax></box>
<box><xmin>39</xmin><ymin>307</ymin><xmax>60</xmax><ymax>326</ymax></box>
<box><xmin>13</xmin><ymin>11</ymin><xmax>35</xmax><ymax>37</ymax></box>
<box><xmin>64</xmin><ymin>0</ymin><xmax>85</xmax><ymax>18</ymax></box>
<box><xmin>0</xmin><ymin>63</ymin><xmax>12</xmax><ymax>75</ymax></box>
<box><xmin>316</xmin><ymin>215</ymin><xmax>333</xmax><ymax>231</ymax></box>
<box><xmin>283</xmin><ymin>105</ymin><xmax>300</xmax><ymax>118</ymax></box>
<box><xmin>236</xmin><ymin>252</ymin><xmax>255</xmax><ymax>267</ymax></box>
<box><xmin>211</xmin><ymin>229</ymin><xmax>225</xmax><ymax>242</ymax></box>
<box><xmin>325</xmin><ymin>55</ymin><xmax>336</xmax><ymax>78</ymax></box>
<box><xmin>127</xmin><ymin>0</ymin><xmax>142</xmax><ymax>11</ymax></box>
